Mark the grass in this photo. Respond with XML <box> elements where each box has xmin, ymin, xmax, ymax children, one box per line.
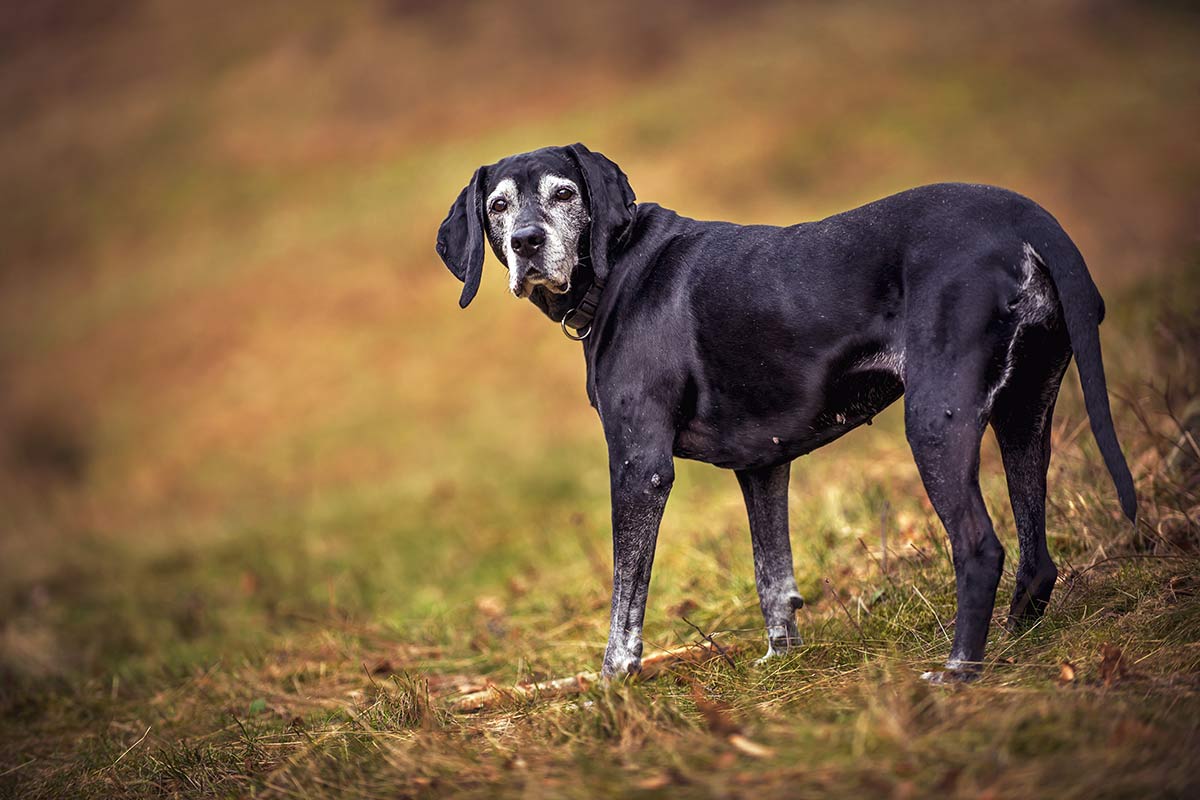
<box><xmin>2</xmin><ymin>1</ymin><xmax>1200</xmax><ymax>797</ymax></box>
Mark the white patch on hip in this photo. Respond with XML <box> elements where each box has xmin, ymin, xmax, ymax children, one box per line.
<box><xmin>981</xmin><ymin>242</ymin><xmax>1061</xmax><ymax>417</ymax></box>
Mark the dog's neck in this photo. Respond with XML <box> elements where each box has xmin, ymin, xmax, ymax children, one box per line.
<box><xmin>527</xmin><ymin>203</ymin><xmax>682</xmax><ymax>334</ymax></box>
<box><xmin>526</xmin><ymin>259</ymin><xmax>599</xmax><ymax>327</ymax></box>
<box><xmin>526</xmin><ymin>205</ymin><xmax>643</xmax><ymax>331</ymax></box>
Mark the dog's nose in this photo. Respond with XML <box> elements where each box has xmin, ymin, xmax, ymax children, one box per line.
<box><xmin>510</xmin><ymin>226</ymin><xmax>545</xmax><ymax>258</ymax></box>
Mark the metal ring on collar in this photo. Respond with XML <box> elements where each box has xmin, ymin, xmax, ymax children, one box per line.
<box><xmin>561</xmin><ymin>310</ymin><xmax>591</xmax><ymax>341</ymax></box>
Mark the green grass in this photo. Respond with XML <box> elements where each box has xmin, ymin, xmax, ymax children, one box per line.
<box><xmin>2</xmin><ymin>1</ymin><xmax>1200</xmax><ymax>797</ymax></box>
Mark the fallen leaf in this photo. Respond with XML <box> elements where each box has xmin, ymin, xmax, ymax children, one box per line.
<box><xmin>1167</xmin><ymin>574</ymin><xmax>1197</xmax><ymax>602</ymax></box>
<box><xmin>669</xmin><ymin>598</ymin><xmax>700</xmax><ymax>618</ymax></box>
<box><xmin>635</xmin><ymin>773</ymin><xmax>673</xmax><ymax>790</ymax></box>
<box><xmin>1098</xmin><ymin>643</ymin><xmax>1126</xmax><ymax>688</ymax></box>
<box><xmin>714</xmin><ymin>751</ymin><xmax>738</xmax><ymax>770</ymax></box>
<box><xmin>475</xmin><ymin>595</ymin><xmax>505</xmax><ymax>618</ymax></box>
<box><xmin>690</xmin><ymin>682</ymin><xmax>740</xmax><ymax>737</ymax></box>
<box><xmin>1108</xmin><ymin>717</ymin><xmax>1155</xmax><ymax>747</ymax></box>
<box><xmin>728</xmin><ymin>733</ymin><xmax>775</xmax><ymax>759</ymax></box>
<box><xmin>934</xmin><ymin>766</ymin><xmax>962</xmax><ymax>793</ymax></box>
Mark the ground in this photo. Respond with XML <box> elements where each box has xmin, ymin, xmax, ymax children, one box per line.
<box><xmin>1</xmin><ymin>2</ymin><xmax>1199</xmax><ymax>798</ymax></box>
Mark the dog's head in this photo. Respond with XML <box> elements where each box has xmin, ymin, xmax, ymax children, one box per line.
<box><xmin>436</xmin><ymin>144</ymin><xmax>635</xmax><ymax>308</ymax></box>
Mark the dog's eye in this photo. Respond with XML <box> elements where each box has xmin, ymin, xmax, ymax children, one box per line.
<box><xmin>554</xmin><ymin>187</ymin><xmax>575</xmax><ymax>201</ymax></box>
<box><xmin>490</xmin><ymin>198</ymin><xmax>508</xmax><ymax>213</ymax></box>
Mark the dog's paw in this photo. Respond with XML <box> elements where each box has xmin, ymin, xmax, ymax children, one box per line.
<box><xmin>755</xmin><ymin>647</ymin><xmax>797</xmax><ymax>667</ymax></box>
<box><xmin>920</xmin><ymin>661</ymin><xmax>981</xmax><ymax>685</ymax></box>
<box><xmin>755</xmin><ymin>625</ymin><xmax>803</xmax><ymax>666</ymax></box>
<box><xmin>601</xmin><ymin>650</ymin><xmax>642</xmax><ymax>679</ymax></box>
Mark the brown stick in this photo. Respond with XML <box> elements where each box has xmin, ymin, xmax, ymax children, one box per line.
<box><xmin>880</xmin><ymin>500</ymin><xmax>890</xmax><ymax>577</ymax></box>
<box><xmin>681</xmin><ymin>615</ymin><xmax>737</xmax><ymax>667</ymax></box>
<box><xmin>823</xmin><ymin>577</ymin><xmax>867</xmax><ymax>644</ymax></box>
<box><xmin>447</xmin><ymin>640</ymin><xmax>734</xmax><ymax>713</ymax></box>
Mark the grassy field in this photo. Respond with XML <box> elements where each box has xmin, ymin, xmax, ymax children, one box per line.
<box><xmin>2</xmin><ymin>1</ymin><xmax>1199</xmax><ymax>797</ymax></box>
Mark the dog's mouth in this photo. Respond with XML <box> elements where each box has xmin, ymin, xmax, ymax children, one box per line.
<box><xmin>512</xmin><ymin>261</ymin><xmax>571</xmax><ymax>298</ymax></box>
<box><xmin>539</xmin><ymin>278</ymin><xmax>570</xmax><ymax>295</ymax></box>
<box><xmin>515</xmin><ymin>278</ymin><xmax>570</xmax><ymax>299</ymax></box>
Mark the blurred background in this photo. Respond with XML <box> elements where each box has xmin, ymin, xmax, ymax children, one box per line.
<box><xmin>1</xmin><ymin>0</ymin><xmax>1198</xmax><ymax>793</ymax></box>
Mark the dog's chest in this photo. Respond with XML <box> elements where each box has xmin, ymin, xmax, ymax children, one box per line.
<box><xmin>672</xmin><ymin>342</ymin><xmax>905</xmax><ymax>470</ymax></box>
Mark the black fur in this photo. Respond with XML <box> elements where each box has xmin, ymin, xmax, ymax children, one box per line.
<box><xmin>437</xmin><ymin>144</ymin><xmax>1137</xmax><ymax>681</ymax></box>
<box><xmin>436</xmin><ymin>165</ymin><xmax>487</xmax><ymax>308</ymax></box>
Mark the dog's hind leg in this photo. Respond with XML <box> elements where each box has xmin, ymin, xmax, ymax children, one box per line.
<box><xmin>906</xmin><ymin>401</ymin><xmax>1001</xmax><ymax>682</ymax></box>
<box><xmin>903</xmin><ymin>272</ymin><xmax>1014</xmax><ymax>681</ymax></box>
<box><xmin>990</xmin><ymin>323</ymin><xmax>1072</xmax><ymax>629</ymax></box>
<box><xmin>736</xmin><ymin>463</ymin><xmax>805</xmax><ymax>661</ymax></box>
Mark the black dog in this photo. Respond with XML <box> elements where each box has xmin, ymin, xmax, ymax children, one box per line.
<box><xmin>436</xmin><ymin>143</ymin><xmax>1136</xmax><ymax>682</ymax></box>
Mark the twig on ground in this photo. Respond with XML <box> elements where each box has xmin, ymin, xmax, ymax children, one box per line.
<box><xmin>361</xmin><ymin>662</ymin><xmax>381</xmax><ymax>690</ymax></box>
<box><xmin>108</xmin><ymin>726</ymin><xmax>151</xmax><ymax>770</ymax></box>
<box><xmin>908</xmin><ymin>541</ymin><xmax>932</xmax><ymax>565</ymax></box>
<box><xmin>681</xmin><ymin>615</ymin><xmax>737</xmax><ymax>667</ymax></box>
<box><xmin>1058</xmin><ymin>553</ymin><xmax>1197</xmax><ymax>606</ymax></box>
<box><xmin>0</xmin><ymin>758</ymin><xmax>37</xmax><ymax>778</ymax></box>
<box><xmin>231</xmin><ymin>714</ymin><xmax>266</xmax><ymax>758</ymax></box>
<box><xmin>823</xmin><ymin>578</ymin><xmax>866</xmax><ymax>644</ymax></box>
<box><xmin>881</xmin><ymin>500</ymin><xmax>891</xmax><ymax>576</ymax></box>
<box><xmin>912</xmin><ymin>584</ymin><xmax>951</xmax><ymax>643</ymax></box>
<box><xmin>446</xmin><ymin>641</ymin><xmax>735</xmax><ymax>713</ymax></box>
<box><xmin>857</xmin><ymin>538</ymin><xmax>897</xmax><ymax>591</ymax></box>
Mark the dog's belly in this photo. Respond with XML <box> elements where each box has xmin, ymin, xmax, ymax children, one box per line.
<box><xmin>673</xmin><ymin>350</ymin><xmax>905</xmax><ymax>470</ymax></box>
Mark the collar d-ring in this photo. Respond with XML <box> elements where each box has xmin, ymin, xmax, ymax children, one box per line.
<box><xmin>561</xmin><ymin>310</ymin><xmax>591</xmax><ymax>341</ymax></box>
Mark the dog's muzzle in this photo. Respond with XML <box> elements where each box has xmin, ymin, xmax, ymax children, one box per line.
<box><xmin>512</xmin><ymin>260</ymin><xmax>569</xmax><ymax>296</ymax></box>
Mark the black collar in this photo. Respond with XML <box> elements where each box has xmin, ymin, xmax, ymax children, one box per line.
<box><xmin>559</xmin><ymin>203</ymin><xmax>636</xmax><ymax>340</ymax></box>
<box><xmin>560</xmin><ymin>272</ymin><xmax>604</xmax><ymax>340</ymax></box>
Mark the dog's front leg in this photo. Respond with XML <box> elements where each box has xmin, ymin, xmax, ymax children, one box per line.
<box><xmin>600</xmin><ymin>413</ymin><xmax>674</xmax><ymax>678</ymax></box>
<box><xmin>736</xmin><ymin>463</ymin><xmax>805</xmax><ymax>660</ymax></box>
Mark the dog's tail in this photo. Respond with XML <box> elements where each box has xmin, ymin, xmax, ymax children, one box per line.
<box><xmin>1029</xmin><ymin>228</ymin><xmax>1137</xmax><ymax>522</ymax></box>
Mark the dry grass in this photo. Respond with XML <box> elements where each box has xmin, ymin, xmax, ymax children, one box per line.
<box><xmin>2</xmin><ymin>1</ymin><xmax>1200</xmax><ymax>797</ymax></box>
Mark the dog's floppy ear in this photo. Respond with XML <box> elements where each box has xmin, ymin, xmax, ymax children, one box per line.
<box><xmin>435</xmin><ymin>165</ymin><xmax>488</xmax><ymax>309</ymax></box>
<box><xmin>566</xmin><ymin>144</ymin><xmax>635</xmax><ymax>281</ymax></box>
